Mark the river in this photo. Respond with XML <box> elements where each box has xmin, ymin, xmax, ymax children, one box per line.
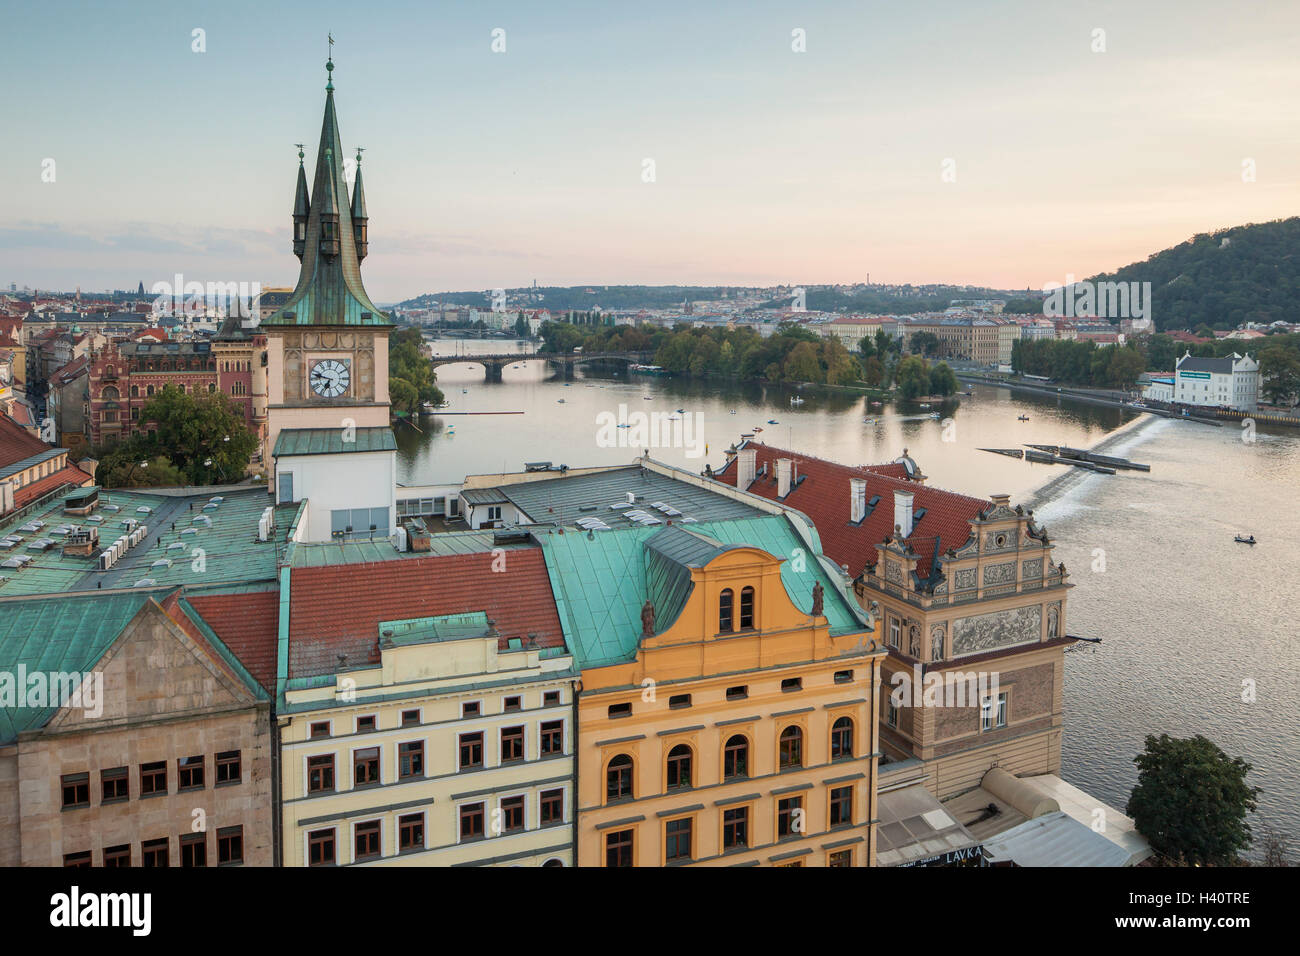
<box><xmin>402</xmin><ymin>337</ymin><xmax>1299</xmax><ymax>855</ymax></box>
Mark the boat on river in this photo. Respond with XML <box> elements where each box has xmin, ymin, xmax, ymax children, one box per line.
<box><xmin>1235</xmin><ymin>534</ymin><xmax>1257</xmax><ymax>545</ymax></box>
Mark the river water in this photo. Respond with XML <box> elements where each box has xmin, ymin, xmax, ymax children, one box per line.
<box><xmin>404</xmin><ymin>338</ymin><xmax>1299</xmax><ymax>854</ymax></box>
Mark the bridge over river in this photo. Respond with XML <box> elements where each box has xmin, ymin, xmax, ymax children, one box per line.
<box><xmin>428</xmin><ymin>350</ymin><xmax>655</xmax><ymax>381</ymax></box>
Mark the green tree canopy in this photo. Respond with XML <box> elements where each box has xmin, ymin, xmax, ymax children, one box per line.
<box><xmin>1126</xmin><ymin>733</ymin><xmax>1260</xmax><ymax>866</ymax></box>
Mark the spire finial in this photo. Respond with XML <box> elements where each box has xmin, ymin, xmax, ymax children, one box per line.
<box><xmin>295</xmin><ymin>142</ymin><xmax>305</xmax><ymax>163</ymax></box>
<box><xmin>355</xmin><ymin>145</ymin><xmax>364</xmax><ymax>165</ymax></box>
<box><xmin>326</xmin><ymin>33</ymin><xmax>335</xmax><ymax>90</ymax></box>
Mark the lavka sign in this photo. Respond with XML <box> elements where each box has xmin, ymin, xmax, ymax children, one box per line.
<box><xmin>50</xmin><ymin>886</ymin><xmax>151</xmax><ymax>936</ymax></box>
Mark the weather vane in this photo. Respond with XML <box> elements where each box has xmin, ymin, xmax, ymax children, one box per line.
<box><xmin>355</xmin><ymin>145</ymin><xmax>365</xmax><ymax>164</ymax></box>
<box><xmin>294</xmin><ymin>142</ymin><xmax>305</xmax><ymax>161</ymax></box>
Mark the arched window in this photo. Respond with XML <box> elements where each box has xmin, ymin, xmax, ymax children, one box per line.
<box><xmin>831</xmin><ymin>716</ymin><xmax>854</xmax><ymax>761</ymax></box>
<box><xmin>146</xmin><ymin>385</ymin><xmax>155</xmax><ymax>397</ymax></box>
<box><xmin>779</xmin><ymin>726</ymin><xmax>803</xmax><ymax>770</ymax></box>
<box><xmin>666</xmin><ymin>744</ymin><xmax>693</xmax><ymax>791</ymax></box>
<box><xmin>130</xmin><ymin>385</ymin><xmax>138</xmax><ymax>398</ymax></box>
<box><xmin>719</xmin><ymin>588</ymin><xmax>734</xmax><ymax>632</ymax></box>
<box><xmin>739</xmin><ymin>586</ymin><xmax>755</xmax><ymax>629</ymax></box>
<box><xmin>542</xmin><ymin>858</ymin><xmax>564</xmax><ymax>867</ymax></box>
<box><xmin>101</xmin><ymin>385</ymin><xmax>119</xmax><ymax>401</ymax></box>
<box><xmin>606</xmin><ymin>754</ymin><xmax>633</xmax><ymax>803</ymax></box>
<box><xmin>209</xmin><ymin>383</ymin><xmax>217</xmax><ymax>393</ymax></box>
<box><xmin>723</xmin><ymin>735</ymin><xmax>748</xmax><ymax>779</ymax></box>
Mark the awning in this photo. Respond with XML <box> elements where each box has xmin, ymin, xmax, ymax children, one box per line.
<box><xmin>983</xmin><ymin>812</ymin><xmax>1132</xmax><ymax>867</ymax></box>
<box><xmin>877</xmin><ymin>782</ymin><xmax>983</xmax><ymax>867</ymax></box>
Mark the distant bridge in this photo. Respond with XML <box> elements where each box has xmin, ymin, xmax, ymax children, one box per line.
<box><xmin>429</xmin><ymin>350</ymin><xmax>655</xmax><ymax>381</ymax></box>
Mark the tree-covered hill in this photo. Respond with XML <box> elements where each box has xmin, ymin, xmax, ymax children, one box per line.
<box><xmin>1087</xmin><ymin>217</ymin><xmax>1300</xmax><ymax>331</ymax></box>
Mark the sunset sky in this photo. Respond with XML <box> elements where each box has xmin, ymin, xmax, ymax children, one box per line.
<box><xmin>3</xmin><ymin>0</ymin><xmax>1298</xmax><ymax>301</ymax></box>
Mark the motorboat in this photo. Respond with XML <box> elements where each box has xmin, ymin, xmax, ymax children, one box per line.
<box><xmin>929</xmin><ymin>412</ymin><xmax>941</xmax><ymax>419</ymax></box>
<box><xmin>790</xmin><ymin>397</ymin><xmax>805</xmax><ymax>406</ymax></box>
<box><xmin>767</xmin><ymin>419</ymin><xmax>779</xmax><ymax>425</ymax></box>
<box><xmin>753</xmin><ymin>427</ymin><xmax>763</xmax><ymax>433</ymax></box>
<box><xmin>1018</xmin><ymin>415</ymin><xmax>1030</xmax><ymax>421</ymax></box>
<box><xmin>1234</xmin><ymin>534</ymin><xmax>1256</xmax><ymax>545</ymax></box>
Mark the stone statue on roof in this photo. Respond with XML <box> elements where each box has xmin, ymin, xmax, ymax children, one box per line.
<box><xmin>811</xmin><ymin>581</ymin><xmax>824</xmax><ymax>617</ymax></box>
<box><xmin>641</xmin><ymin>600</ymin><xmax>655</xmax><ymax>637</ymax></box>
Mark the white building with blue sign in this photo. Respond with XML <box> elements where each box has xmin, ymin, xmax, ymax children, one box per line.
<box><xmin>1174</xmin><ymin>351</ymin><xmax>1259</xmax><ymax>412</ymax></box>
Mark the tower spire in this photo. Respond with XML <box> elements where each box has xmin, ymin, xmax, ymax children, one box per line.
<box><xmin>292</xmin><ymin>143</ymin><xmax>309</xmax><ymax>260</ymax></box>
<box><xmin>351</xmin><ymin>146</ymin><xmax>368</xmax><ymax>262</ymax></box>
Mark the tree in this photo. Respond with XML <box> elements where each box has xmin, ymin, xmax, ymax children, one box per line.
<box><xmin>909</xmin><ymin>330</ymin><xmax>940</xmax><ymax>358</ymax></box>
<box><xmin>98</xmin><ymin>451</ymin><xmax>185</xmax><ymax>488</ymax></box>
<box><xmin>135</xmin><ymin>385</ymin><xmax>258</xmax><ymax>485</ymax></box>
<box><xmin>928</xmin><ymin>362</ymin><xmax>958</xmax><ymax>396</ymax></box>
<box><xmin>857</xmin><ymin>335</ymin><xmax>876</xmax><ymax>360</ymax></box>
<box><xmin>389</xmin><ymin>327</ymin><xmax>445</xmax><ymax>408</ymax></box>
<box><xmin>389</xmin><ymin>376</ymin><xmax>420</xmax><ymax>415</ymax></box>
<box><xmin>513</xmin><ymin>313</ymin><xmax>531</xmax><ymax>339</ymax></box>
<box><xmin>895</xmin><ymin>355</ymin><xmax>930</xmax><ymax>399</ymax></box>
<box><xmin>1126</xmin><ymin>734</ymin><xmax>1260</xmax><ymax>866</ymax></box>
<box><xmin>1259</xmin><ymin>345</ymin><xmax>1300</xmax><ymax>405</ymax></box>
<box><xmin>782</xmin><ymin>341</ymin><xmax>821</xmax><ymax>382</ymax></box>
<box><xmin>861</xmin><ymin>355</ymin><xmax>885</xmax><ymax>387</ymax></box>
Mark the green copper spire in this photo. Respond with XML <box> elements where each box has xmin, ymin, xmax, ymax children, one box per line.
<box><xmin>264</xmin><ymin>52</ymin><xmax>390</xmax><ymax>328</ymax></box>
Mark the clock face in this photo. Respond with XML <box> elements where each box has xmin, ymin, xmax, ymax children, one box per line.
<box><xmin>309</xmin><ymin>359</ymin><xmax>351</xmax><ymax>398</ymax></box>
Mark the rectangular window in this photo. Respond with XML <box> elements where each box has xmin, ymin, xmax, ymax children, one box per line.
<box><xmin>503</xmin><ymin>695</ymin><xmax>522</xmax><ymax>712</ymax></box>
<box><xmin>61</xmin><ymin>772</ymin><xmax>89</xmax><ymax>809</ymax></box>
<box><xmin>217</xmin><ymin>826</ymin><xmax>243</xmax><ymax>865</ymax></box>
<box><xmin>723</xmin><ymin>806</ymin><xmax>749</xmax><ymax>850</ymax></box>
<box><xmin>834</xmin><ymin>669</ymin><xmax>854</xmax><ymax>684</ymax></box>
<box><xmin>398</xmin><ymin>741</ymin><xmax>424</xmax><ymax>779</ymax></box>
<box><xmin>353</xmin><ymin>747</ymin><xmax>380</xmax><ymax>786</ymax></box>
<box><xmin>777</xmin><ymin>796</ymin><xmax>803</xmax><ymax>839</ymax></box>
<box><xmin>141</xmin><ymin>761</ymin><xmax>167</xmax><ymax>796</ymax></box>
<box><xmin>981</xmin><ymin>692</ymin><xmax>1008</xmax><ymax>731</ymax></box>
<box><xmin>888</xmin><ymin>617</ymin><xmax>900</xmax><ymax>648</ymax></box>
<box><xmin>308</xmin><ymin>828</ymin><xmax>335</xmax><ymax>866</ymax></box>
<box><xmin>308</xmin><ymin>754</ymin><xmax>335</xmax><ymax>793</ymax></box>
<box><xmin>459</xmin><ymin>732</ymin><xmax>484</xmax><ymax>770</ymax></box>
<box><xmin>356</xmin><ymin>715</ymin><xmax>376</xmax><ymax>733</ymax></box>
<box><xmin>180</xmin><ymin>833</ymin><xmax>207</xmax><ymax>867</ymax></box>
<box><xmin>540</xmin><ymin>788</ymin><xmax>564</xmax><ymax>826</ymax></box>
<box><xmin>462</xmin><ymin>701</ymin><xmax>481</xmax><ymax>718</ymax></box>
<box><xmin>401</xmin><ymin>709</ymin><xmax>420</xmax><ymax>727</ymax></box>
<box><xmin>309</xmin><ymin>721</ymin><xmax>330</xmax><ymax>739</ymax></box>
<box><xmin>608</xmin><ymin>702</ymin><xmax>632</xmax><ymax>719</ymax></box>
<box><xmin>886</xmin><ymin>699</ymin><xmax>898</xmax><ymax>728</ymax></box>
<box><xmin>780</xmin><ymin>677</ymin><xmax>802</xmax><ymax>693</ymax></box>
<box><xmin>540</xmin><ymin>720</ymin><xmax>564</xmax><ymax>755</ymax></box>
<box><xmin>543</xmin><ymin>690</ymin><xmax>561</xmax><ymax>707</ymax></box>
<box><xmin>829</xmin><ymin>786</ymin><xmax>854</xmax><ymax>827</ymax></box>
<box><xmin>103</xmin><ymin>845</ymin><xmax>131</xmax><ymax>867</ymax></box>
<box><xmin>142</xmin><ymin>838</ymin><xmax>169</xmax><ymax>867</ymax></box>
<box><xmin>605</xmin><ymin>829</ymin><xmax>633</xmax><ymax>868</ymax></box>
<box><xmin>668</xmin><ymin>694</ymin><xmax>692</xmax><ymax>709</ymax></box>
<box><xmin>63</xmin><ymin>851</ymin><xmax>92</xmax><ymax>867</ymax></box>
<box><xmin>500</xmin><ymin>726</ymin><xmax>525</xmax><ymax>762</ymax></box>
<box><xmin>664</xmin><ymin>818</ymin><xmax>693</xmax><ymax>863</ymax></box>
<box><xmin>399</xmin><ymin>813</ymin><xmax>425</xmax><ymax>852</ymax></box>
<box><xmin>354</xmin><ymin>821</ymin><xmax>382</xmax><ymax>861</ymax></box>
<box><xmin>726</xmin><ymin>685</ymin><xmax>748</xmax><ymax>701</ymax></box>
<box><xmin>177</xmin><ymin>755</ymin><xmax>204</xmax><ymax>791</ymax></box>
<box><xmin>215</xmin><ymin>750</ymin><xmax>241</xmax><ymax>785</ymax></box>
<box><xmin>460</xmin><ymin>803</ymin><xmax>485</xmax><ymax>840</ymax></box>
<box><xmin>500</xmin><ymin>795</ymin><xmax>526</xmax><ymax>833</ymax></box>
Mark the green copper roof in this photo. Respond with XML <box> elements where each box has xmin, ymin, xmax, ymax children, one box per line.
<box><xmin>379</xmin><ymin>611</ymin><xmax>493</xmax><ymax>647</ymax></box>
<box><xmin>263</xmin><ymin>72</ymin><xmax>390</xmax><ymax>329</ymax></box>
<box><xmin>537</xmin><ymin>513</ymin><xmax>867</xmax><ymax>670</ymax></box>
<box><xmin>273</xmin><ymin>426</ymin><xmax>397</xmax><ymax>457</ymax></box>
<box><xmin>0</xmin><ymin>591</ymin><xmax>152</xmax><ymax>743</ymax></box>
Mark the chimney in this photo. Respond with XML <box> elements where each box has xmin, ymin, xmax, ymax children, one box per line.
<box><xmin>737</xmin><ymin>447</ymin><xmax>757</xmax><ymax>489</ymax></box>
<box><xmin>850</xmin><ymin>478</ymin><xmax>867</xmax><ymax>522</ymax></box>
<box><xmin>776</xmin><ymin>458</ymin><xmax>792</xmax><ymax>498</ymax></box>
<box><xmin>724</xmin><ymin>444</ymin><xmax>738</xmax><ymax>466</ymax></box>
<box><xmin>894</xmin><ymin>489</ymin><xmax>914</xmax><ymax>538</ymax></box>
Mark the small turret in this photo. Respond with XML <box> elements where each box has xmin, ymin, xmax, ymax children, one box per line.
<box><xmin>292</xmin><ymin>145</ymin><xmax>309</xmax><ymax>260</ymax></box>
<box><xmin>351</xmin><ymin>147</ymin><xmax>368</xmax><ymax>262</ymax></box>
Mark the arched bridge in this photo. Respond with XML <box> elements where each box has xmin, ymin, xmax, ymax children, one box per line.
<box><xmin>429</xmin><ymin>350</ymin><xmax>655</xmax><ymax>381</ymax></box>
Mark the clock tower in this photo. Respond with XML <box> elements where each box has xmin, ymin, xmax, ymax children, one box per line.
<box><xmin>262</xmin><ymin>53</ymin><xmax>399</xmax><ymax>543</ymax></box>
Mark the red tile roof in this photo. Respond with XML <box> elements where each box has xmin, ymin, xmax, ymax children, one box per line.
<box><xmin>712</xmin><ymin>441</ymin><xmax>988</xmax><ymax>578</ymax></box>
<box><xmin>13</xmin><ymin>463</ymin><xmax>93</xmax><ymax>509</ymax></box>
<box><xmin>184</xmin><ymin>589</ymin><xmax>280</xmax><ymax>693</ymax></box>
<box><xmin>287</xmin><ymin>549</ymin><xmax>565</xmax><ymax>680</ymax></box>
<box><xmin>0</xmin><ymin>412</ymin><xmax>49</xmax><ymax>467</ymax></box>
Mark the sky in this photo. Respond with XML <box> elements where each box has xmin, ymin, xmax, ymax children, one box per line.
<box><xmin>2</xmin><ymin>0</ymin><xmax>1299</xmax><ymax>302</ymax></box>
